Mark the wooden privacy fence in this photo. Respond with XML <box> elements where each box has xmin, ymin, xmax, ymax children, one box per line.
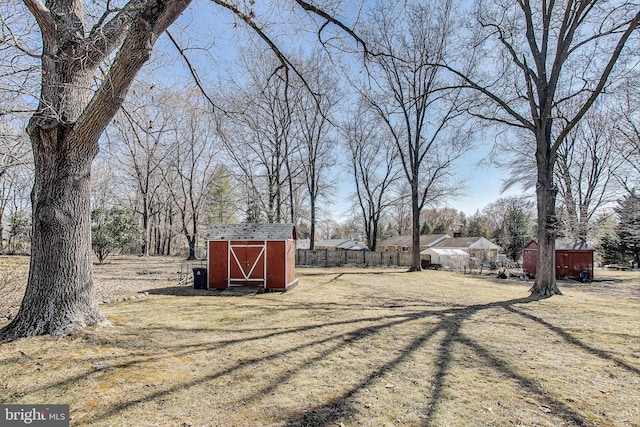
<box><xmin>296</xmin><ymin>249</ymin><xmax>413</xmax><ymax>268</ymax></box>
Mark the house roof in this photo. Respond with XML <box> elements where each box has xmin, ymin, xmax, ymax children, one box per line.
<box><xmin>206</xmin><ymin>223</ymin><xmax>296</xmax><ymax>241</ymax></box>
<box><xmin>316</xmin><ymin>239</ymin><xmax>369</xmax><ymax>250</ymax></box>
<box><xmin>378</xmin><ymin>234</ymin><xmax>450</xmax><ymax>247</ymax></box>
<box><xmin>433</xmin><ymin>237</ymin><xmax>500</xmax><ymax>250</ymax></box>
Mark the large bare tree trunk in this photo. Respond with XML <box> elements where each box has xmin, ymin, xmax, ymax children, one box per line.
<box><xmin>7</xmin><ymin>129</ymin><xmax>105</xmax><ymax>336</ymax></box>
<box><xmin>1</xmin><ymin>0</ymin><xmax>191</xmax><ymax>339</ymax></box>
<box><xmin>531</xmin><ymin>146</ymin><xmax>561</xmax><ymax>297</ymax></box>
<box><xmin>2</xmin><ymin>0</ymin><xmax>101</xmax><ymax>336</ymax></box>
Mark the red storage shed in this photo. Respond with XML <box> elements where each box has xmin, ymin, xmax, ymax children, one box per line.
<box><xmin>523</xmin><ymin>239</ymin><xmax>594</xmax><ymax>280</ymax></box>
<box><xmin>206</xmin><ymin>223</ymin><xmax>297</xmax><ymax>291</ymax></box>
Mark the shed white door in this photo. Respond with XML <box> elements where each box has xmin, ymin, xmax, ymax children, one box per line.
<box><xmin>229</xmin><ymin>241</ymin><xmax>266</xmax><ymax>286</ymax></box>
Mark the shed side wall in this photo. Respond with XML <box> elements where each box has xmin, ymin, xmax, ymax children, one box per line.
<box><xmin>557</xmin><ymin>251</ymin><xmax>594</xmax><ymax>279</ymax></box>
<box><xmin>286</xmin><ymin>239</ymin><xmax>296</xmax><ymax>285</ymax></box>
<box><xmin>522</xmin><ymin>248</ymin><xmax>593</xmax><ymax>279</ymax></box>
<box><xmin>523</xmin><ymin>249</ymin><xmax>537</xmax><ymax>276</ymax></box>
<box><xmin>266</xmin><ymin>240</ymin><xmax>286</xmax><ymax>289</ymax></box>
<box><xmin>209</xmin><ymin>240</ymin><xmax>229</xmax><ymax>289</ymax></box>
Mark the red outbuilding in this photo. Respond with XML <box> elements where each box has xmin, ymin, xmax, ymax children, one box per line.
<box><xmin>523</xmin><ymin>239</ymin><xmax>594</xmax><ymax>280</ymax></box>
<box><xmin>206</xmin><ymin>223</ymin><xmax>297</xmax><ymax>291</ymax></box>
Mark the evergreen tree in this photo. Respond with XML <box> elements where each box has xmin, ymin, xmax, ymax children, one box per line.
<box><xmin>206</xmin><ymin>166</ymin><xmax>235</xmax><ymax>224</ymax></box>
<box><xmin>91</xmin><ymin>208</ymin><xmax>142</xmax><ymax>264</ymax></box>
<box><xmin>7</xmin><ymin>211</ymin><xmax>31</xmax><ymax>254</ymax></box>
<box><xmin>458</xmin><ymin>213</ymin><xmax>468</xmax><ymax>236</ymax></box>
<box><xmin>466</xmin><ymin>212</ymin><xmax>488</xmax><ymax>238</ymax></box>
<box><xmin>420</xmin><ymin>221</ymin><xmax>431</xmax><ymax>235</ymax></box>
<box><xmin>503</xmin><ymin>205</ymin><xmax>532</xmax><ymax>262</ymax></box>
<box><xmin>615</xmin><ymin>192</ymin><xmax>640</xmax><ymax>267</ymax></box>
<box><xmin>432</xmin><ymin>222</ymin><xmax>448</xmax><ymax>235</ymax></box>
<box><xmin>245</xmin><ymin>185</ymin><xmax>262</xmax><ymax>223</ymax></box>
<box><xmin>597</xmin><ymin>234</ymin><xmax>626</xmax><ymax>265</ymax></box>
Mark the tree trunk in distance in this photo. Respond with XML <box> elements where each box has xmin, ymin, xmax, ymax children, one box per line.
<box><xmin>530</xmin><ymin>145</ymin><xmax>562</xmax><ymax>297</ymax></box>
<box><xmin>409</xmin><ymin>183</ymin><xmax>422</xmax><ymax>271</ymax></box>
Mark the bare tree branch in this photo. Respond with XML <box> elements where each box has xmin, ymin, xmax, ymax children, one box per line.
<box><xmin>165</xmin><ymin>29</ymin><xmax>224</xmax><ymax>113</ymax></box>
<box><xmin>292</xmin><ymin>0</ymin><xmax>368</xmax><ymax>52</ymax></box>
<box><xmin>82</xmin><ymin>0</ymin><xmax>147</xmax><ymax>69</ymax></box>
<box><xmin>73</xmin><ymin>0</ymin><xmax>192</xmax><ymax>155</ymax></box>
<box><xmin>21</xmin><ymin>0</ymin><xmax>54</xmax><ymax>36</ymax></box>
<box><xmin>437</xmin><ymin>62</ymin><xmax>535</xmax><ymax>130</ymax></box>
<box><xmin>553</xmin><ymin>9</ymin><xmax>640</xmax><ymax>153</ymax></box>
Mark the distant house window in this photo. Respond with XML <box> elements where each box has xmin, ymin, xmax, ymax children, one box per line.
<box><xmin>402</xmin><ymin>246</ymin><xmax>408</xmax><ymax>252</ymax></box>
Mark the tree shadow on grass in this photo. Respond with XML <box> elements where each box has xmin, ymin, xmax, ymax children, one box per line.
<box><xmin>5</xmin><ymin>286</ymin><xmax>638</xmax><ymax>426</ymax></box>
<box><xmin>142</xmin><ymin>269</ymin><xmax>415</xmax><ymax>297</ymax></box>
<box><xmin>280</xmin><ymin>295</ymin><xmax>638</xmax><ymax>427</ymax></box>
<box><xmin>144</xmin><ymin>286</ymin><xmax>222</xmax><ymax>297</ymax></box>
<box><xmin>504</xmin><ymin>305</ymin><xmax>640</xmax><ymax>375</ymax></box>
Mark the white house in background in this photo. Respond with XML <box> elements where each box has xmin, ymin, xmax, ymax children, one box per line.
<box><xmin>296</xmin><ymin>239</ymin><xmax>311</xmax><ymax>250</ymax></box>
<box><xmin>376</xmin><ymin>234</ymin><xmax>451</xmax><ymax>252</ymax></box>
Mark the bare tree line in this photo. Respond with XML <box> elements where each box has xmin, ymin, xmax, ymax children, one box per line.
<box><xmin>2</xmin><ymin>1</ymin><xmax>637</xmax><ymax>264</ymax></box>
<box><xmin>0</xmin><ymin>0</ymin><xmax>637</xmax><ymax>337</ymax></box>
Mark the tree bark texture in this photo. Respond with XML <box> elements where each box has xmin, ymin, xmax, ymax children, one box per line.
<box><xmin>410</xmin><ymin>182</ymin><xmax>422</xmax><ymax>272</ymax></box>
<box><xmin>531</xmin><ymin>146</ymin><xmax>561</xmax><ymax>297</ymax></box>
<box><xmin>1</xmin><ymin>0</ymin><xmax>191</xmax><ymax>339</ymax></box>
<box><xmin>7</xmin><ymin>130</ymin><xmax>105</xmax><ymax>336</ymax></box>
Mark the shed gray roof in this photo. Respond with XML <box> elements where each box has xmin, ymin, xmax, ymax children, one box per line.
<box><xmin>525</xmin><ymin>239</ymin><xmax>595</xmax><ymax>251</ymax></box>
<box><xmin>206</xmin><ymin>223</ymin><xmax>296</xmax><ymax>241</ymax></box>
<box><xmin>555</xmin><ymin>239</ymin><xmax>595</xmax><ymax>251</ymax></box>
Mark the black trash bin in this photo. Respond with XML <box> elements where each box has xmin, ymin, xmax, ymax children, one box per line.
<box><xmin>193</xmin><ymin>267</ymin><xmax>207</xmax><ymax>289</ymax></box>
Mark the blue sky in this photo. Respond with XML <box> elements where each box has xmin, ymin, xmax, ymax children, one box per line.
<box><xmin>146</xmin><ymin>1</ymin><xmax>531</xmax><ymax>222</ymax></box>
<box><xmin>328</xmin><ymin>142</ymin><xmax>527</xmax><ymax>222</ymax></box>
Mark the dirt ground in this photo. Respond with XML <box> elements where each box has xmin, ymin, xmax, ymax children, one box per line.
<box><xmin>0</xmin><ymin>256</ymin><xmax>200</xmax><ymax>320</ymax></box>
<box><xmin>0</xmin><ymin>256</ymin><xmax>639</xmax><ymax>426</ymax></box>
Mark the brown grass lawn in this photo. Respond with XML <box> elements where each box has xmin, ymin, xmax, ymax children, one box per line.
<box><xmin>1</xmin><ymin>256</ymin><xmax>639</xmax><ymax>427</ymax></box>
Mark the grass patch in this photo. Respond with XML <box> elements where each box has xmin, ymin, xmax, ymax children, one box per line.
<box><xmin>0</xmin><ymin>256</ymin><xmax>29</xmax><ymax>320</ymax></box>
<box><xmin>0</xmin><ymin>259</ymin><xmax>638</xmax><ymax>426</ymax></box>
